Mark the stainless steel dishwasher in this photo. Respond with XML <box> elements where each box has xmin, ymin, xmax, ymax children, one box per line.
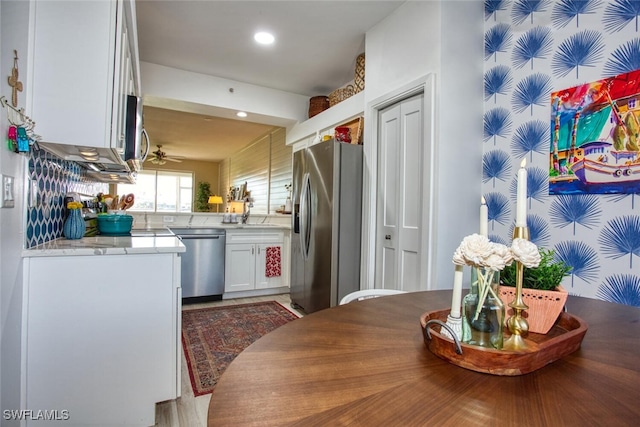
<box><xmin>170</xmin><ymin>228</ymin><xmax>226</xmax><ymax>301</ymax></box>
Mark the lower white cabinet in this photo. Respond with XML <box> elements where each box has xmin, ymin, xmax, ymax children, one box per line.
<box><xmin>22</xmin><ymin>253</ymin><xmax>181</xmax><ymax>427</ymax></box>
<box><xmin>225</xmin><ymin>230</ymin><xmax>286</xmax><ymax>293</ymax></box>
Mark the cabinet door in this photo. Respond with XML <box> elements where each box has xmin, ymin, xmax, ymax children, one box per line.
<box><xmin>225</xmin><ymin>243</ymin><xmax>256</xmax><ymax>292</ymax></box>
<box><xmin>255</xmin><ymin>244</ymin><xmax>284</xmax><ymax>289</ymax></box>
<box><xmin>24</xmin><ymin>254</ymin><xmax>177</xmax><ymax>426</ymax></box>
<box><xmin>29</xmin><ymin>0</ymin><xmax>117</xmax><ymax>149</ymax></box>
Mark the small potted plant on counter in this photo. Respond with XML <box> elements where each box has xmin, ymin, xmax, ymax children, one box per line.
<box><xmin>499</xmin><ymin>248</ymin><xmax>572</xmax><ymax>334</ymax></box>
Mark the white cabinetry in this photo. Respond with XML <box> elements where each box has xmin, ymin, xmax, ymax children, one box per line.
<box><xmin>225</xmin><ymin>229</ymin><xmax>287</xmax><ymax>293</ymax></box>
<box><xmin>22</xmin><ymin>252</ymin><xmax>181</xmax><ymax>427</ymax></box>
<box><xmin>29</xmin><ymin>0</ymin><xmax>140</xmax><ymax>164</ymax></box>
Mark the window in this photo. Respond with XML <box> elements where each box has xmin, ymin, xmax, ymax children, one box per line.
<box><xmin>117</xmin><ymin>170</ymin><xmax>193</xmax><ymax>212</ymax></box>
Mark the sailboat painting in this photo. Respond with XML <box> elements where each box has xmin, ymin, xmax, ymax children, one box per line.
<box><xmin>549</xmin><ymin>69</ymin><xmax>640</xmax><ymax>195</ymax></box>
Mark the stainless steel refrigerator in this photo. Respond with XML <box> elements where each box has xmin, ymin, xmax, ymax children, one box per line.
<box><xmin>290</xmin><ymin>139</ymin><xmax>363</xmax><ymax>314</ymax></box>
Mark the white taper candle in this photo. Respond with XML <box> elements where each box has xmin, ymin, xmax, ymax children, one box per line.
<box><xmin>480</xmin><ymin>196</ymin><xmax>488</xmax><ymax>237</ymax></box>
<box><xmin>450</xmin><ymin>264</ymin><xmax>464</xmax><ymax>318</ymax></box>
<box><xmin>515</xmin><ymin>158</ymin><xmax>527</xmax><ymax>227</ymax></box>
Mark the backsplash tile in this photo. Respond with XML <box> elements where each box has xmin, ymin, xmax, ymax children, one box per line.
<box><xmin>26</xmin><ymin>149</ymin><xmax>106</xmax><ymax>248</ymax></box>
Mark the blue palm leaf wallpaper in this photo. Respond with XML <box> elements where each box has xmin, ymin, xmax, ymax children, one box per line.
<box><xmin>526</xmin><ymin>213</ymin><xmax>552</xmax><ymax>247</ymax></box>
<box><xmin>511</xmin><ymin>73</ymin><xmax>553</xmax><ymax>114</ymax></box>
<box><xmin>484</xmin><ymin>107</ymin><xmax>513</xmax><ymax>144</ymax></box>
<box><xmin>549</xmin><ymin>194</ymin><xmax>602</xmax><ymax>234</ymax></box>
<box><xmin>483</xmin><ymin>150</ymin><xmax>512</xmax><ymax>186</ymax></box>
<box><xmin>555</xmin><ymin>240</ymin><xmax>600</xmax><ymax>287</ymax></box>
<box><xmin>602</xmin><ymin>0</ymin><xmax>640</xmax><ymax>32</ymax></box>
<box><xmin>511</xmin><ymin>120</ymin><xmax>549</xmax><ymax>161</ymax></box>
<box><xmin>484</xmin><ymin>191</ymin><xmax>511</xmax><ymax>229</ymax></box>
<box><xmin>485</xmin><ymin>0</ymin><xmax>508</xmax><ymax>21</ymax></box>
<box><xmin>605</xmin><ymin>191</ymin><xmax>640</xmax><ymax>209</ymax></box>
<box><xmin>484</xmin><ymin>0</ymin><xmax>640</xmax><ymax>305</ymax></box>
<box><xmin>485</xmin><ymin>65</ymin><xmax>513</xmax><ymax>102</ymax></box>
<box><xmin>603</xmin><ymin>38</ymin><xmax>640</xmax><ymax>76</ymax></box>
<box><xmin>551</xmin><ymin>0</ymin><xmax>602</xmax><ymax>28</ymax></box>
<box><xmin>485</xmin><ymin>23</ymin><xmax>513</xmax><ymax>62</ymax></box>
<box><xmin>512</xmin><ymin>26</ymin><xmax>553</xmax><ymax>70</ymax></box>
<box><xmin>598</xmin><ymin>215</ymin><xmax>640</xmax><ymax>268</ymax></box>
<box><xmin>551</xmin><ymin>30</ymin><xmax>605</xmax><ymax>78</ymax></box>
<box><xmin>511</xmin><ymin>0</ymin><xmax>551</xmax><ymax>25</ymax></box>
<box><xmin>596</xmin><ymin>274</ymin><xmax>640</xmax><ymax>306</ymax></box>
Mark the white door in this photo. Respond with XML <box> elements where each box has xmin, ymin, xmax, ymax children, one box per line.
<box><xmin>375</xmin><ymin>94</ymin><xmax>424</xmax><ymax>292</ymax></box>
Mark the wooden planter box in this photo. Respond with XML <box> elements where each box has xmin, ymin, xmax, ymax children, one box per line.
<box><xmin>498</xmin><ymin>285</ymin><xmax>568</xmax><ymax>334</ymax></box>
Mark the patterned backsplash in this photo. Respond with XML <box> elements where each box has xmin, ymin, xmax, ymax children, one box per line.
<box><xmin>26</xmin><ymin>149</ymin><xmax>107</xmax><ymax>248</ymax></box>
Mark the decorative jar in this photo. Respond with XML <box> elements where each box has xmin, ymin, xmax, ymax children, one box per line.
<box><xmin>462</xmin><ymin>267</ymin><xmax>505</xmax><ymax>349</ymax></box>
<box><xmin>63</xmin><ymin>203</ymin><xmax>86</xmax><ymax>240</ymax></box>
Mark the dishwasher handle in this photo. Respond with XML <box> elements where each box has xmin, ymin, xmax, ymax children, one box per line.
<box><xmin>177</xmin><ymin>235</ymin><xmax>223</xmax><ymax>240</ymax></box>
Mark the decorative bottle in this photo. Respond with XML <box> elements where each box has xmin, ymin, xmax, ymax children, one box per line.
<box><xmin>63</xmin><ymin>203</ymin><xmax>86</xmax><ymax>240</ymax></box>
<box><xmin>461</xmin><ymin>267</ymin><xmax>505</xmax><ymax>349</ymax></box>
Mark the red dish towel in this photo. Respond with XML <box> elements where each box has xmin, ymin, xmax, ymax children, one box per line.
<box><xmin>265</xmin><ymin>246</ymin><xmax>282</xmax><ymax>278</ymax></box>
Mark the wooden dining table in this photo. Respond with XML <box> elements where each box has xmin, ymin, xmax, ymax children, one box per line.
<box><xmin>207</xmin><ymin>290</ymin><xmax>640</xmax><ymax>426</ymax></box>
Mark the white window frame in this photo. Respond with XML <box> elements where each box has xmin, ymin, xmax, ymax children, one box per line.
<box><xmin>117</xmin><ymin>169</ymin><xmax>194</xmax><ymax>213</ymax></box>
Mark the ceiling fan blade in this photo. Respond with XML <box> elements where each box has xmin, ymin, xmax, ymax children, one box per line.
<box><xmin>165</xmin><ymin>158</ymin><xmax>183</xmax><ymax>162</ymax></box>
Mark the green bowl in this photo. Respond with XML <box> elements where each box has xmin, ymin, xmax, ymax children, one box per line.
<box><xmin>97</xmin><ymin>214</ymin><xmax>133</xmax><ymax>235</ymax></box>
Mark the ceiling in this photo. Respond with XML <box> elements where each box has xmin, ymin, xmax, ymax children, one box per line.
<box><xmin>135</xmin><ymin>0</ymin><xmax>405</xmax><ymax>162</ymax></box>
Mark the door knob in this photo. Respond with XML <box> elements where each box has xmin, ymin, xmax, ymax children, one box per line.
<box><xmin>385</xmin><ymin>234</ymin><xmax>391</xmax><ymax>240</ymax></box>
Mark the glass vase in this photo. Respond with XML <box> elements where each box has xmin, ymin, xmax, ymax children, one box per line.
<box><xmin>63</xmin><ymin>208</ymin><xmax>86</xmax><ymax>240</ymax></box>
<box><xmin>462</xmin><ymin>267</ymin><xmax>505</xmax><ymax>350</ymax></box>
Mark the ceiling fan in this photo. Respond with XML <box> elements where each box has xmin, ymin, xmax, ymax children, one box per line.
<box><xmin>149</xmin><ymin>145</ymin><xmax>184</xmax><ymax>165</ymax></box>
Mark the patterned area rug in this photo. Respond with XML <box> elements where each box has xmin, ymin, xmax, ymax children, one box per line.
<box><xmin>182</xmin><ymin>301</ymin><xmax>299</xmax><ymax>396</ymax></box>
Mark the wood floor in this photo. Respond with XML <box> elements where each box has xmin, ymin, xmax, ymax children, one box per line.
<box><xmin>154</xmin><ymin>293</ymin><xmax>305</xmax><ymax>427</ymax></box>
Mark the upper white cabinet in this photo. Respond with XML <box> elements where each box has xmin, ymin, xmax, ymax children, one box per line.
<box><xmin>28</xmin><ymin>0</ymin><xmax>141</xmax><ymax>164</ymax></box>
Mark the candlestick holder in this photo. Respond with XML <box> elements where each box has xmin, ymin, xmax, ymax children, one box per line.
<box><xmin>503</xmin><ymin>226</ymin><xmax>530</xmax><ymax>351</ymax></box>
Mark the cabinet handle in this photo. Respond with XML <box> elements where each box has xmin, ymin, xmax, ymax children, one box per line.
<box><xmin>252</xmin><ymin>247</ymin><xmax>254</xmax><ymax>255</ymax></box>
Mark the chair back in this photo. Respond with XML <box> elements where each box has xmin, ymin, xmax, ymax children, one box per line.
<box><xmin>339</xmin><ymin>289</ymin><xmax>407</xmax><ymax>305</ymax></box>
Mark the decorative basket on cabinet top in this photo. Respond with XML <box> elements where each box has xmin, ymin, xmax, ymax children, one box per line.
<box><xmin>309</xmin><ymin>96</ymin><xmax>330</xmax><ymax>118</ymax></box>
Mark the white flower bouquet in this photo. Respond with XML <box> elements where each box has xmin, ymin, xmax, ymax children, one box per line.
<box><xmin>453</xmin><ymin>234</ymin><xmax>541</xmax><ymax>321</ymax></box>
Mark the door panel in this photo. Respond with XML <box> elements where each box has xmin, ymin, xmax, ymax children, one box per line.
<box><xmin>290</xmin><ymin>149</ymin><xmax>306</xmax><ymax>308</ymax></box>
<box><xmin>306</xmin><ymin>142</ymin><xmax>334</xmax><ymax>313</ymax></box>
<box><xmin>376</xmin><ymin>93</ymin><xmax>424</xmax><ymax>292</ymax></box>
<box><xmin>400</xmin><ymin>250</ymin><xmax>420</xmax><ymax>292</ymax></box>
<box><xmin>376</xmin><ymin>107</ymin><xmax>400</xmax><ymax>290</ymax></box>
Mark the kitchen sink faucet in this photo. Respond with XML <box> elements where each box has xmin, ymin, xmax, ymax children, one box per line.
<box><xmin>241</xmin><ymin>205</ymin><xmax>250</xmax><ymax>224</ymax></box>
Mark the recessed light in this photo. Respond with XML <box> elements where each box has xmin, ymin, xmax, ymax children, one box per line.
<box><xmin>254</xmin><ymin>31</ymin><xmax>274</xmax><ymax>45</ymax></box>
<box><xmin>236</xmin><ymin>111</ymin><xmax>247</xmax><ymax>118</ymax></box>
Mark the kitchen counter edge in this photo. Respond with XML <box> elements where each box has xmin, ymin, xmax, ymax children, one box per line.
<box><xmin>22</xmin><ymin>235</ymin><xmax>186</xmax><ymax>258</ymax></box>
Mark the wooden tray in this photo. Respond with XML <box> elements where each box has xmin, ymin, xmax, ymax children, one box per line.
<box><xmin>420</xmin><ymin>309</ymin><xmax>588</xmax><ymax>376</ymax></box>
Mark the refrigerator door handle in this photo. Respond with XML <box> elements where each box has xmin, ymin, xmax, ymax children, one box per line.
<box><xmin>300</xmin><ymin>172</ymin><xmax>311</xmax><ymax>259</ymax></box>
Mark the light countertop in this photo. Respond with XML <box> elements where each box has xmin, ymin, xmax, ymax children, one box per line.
<box><xmin>23</xmin><ymin>235</ymin><xmax>185</xmax><ymax>258</ymax></box>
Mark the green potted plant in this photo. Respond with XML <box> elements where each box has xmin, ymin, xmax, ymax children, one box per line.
<box><xmin>499</xmin><ymin>248</ymin><xmax>572</xmax><ymax>334</ymax></box>
<box><xmin>195</xmin><ymin>181</ymin><xmax>211</xmax><ymax>212</ymax></box>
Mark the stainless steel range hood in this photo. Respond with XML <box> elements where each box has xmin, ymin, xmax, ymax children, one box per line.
<box><xmin>84</xmin><ymin>168</ymin><xmax>136</xmax><ymax>184</ymax></box>
<box><xmin>37</xmin><ymin>143</ymin><xmax>136</xmax><ymax>183</ymax></box>
<box><xmin>37</xmin><ymin>142</ymin><xmax>127</xmax><ymax>168</ymax></box>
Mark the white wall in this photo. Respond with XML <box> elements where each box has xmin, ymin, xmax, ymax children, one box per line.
<box><xmin>141</xmin><ymin>61</ymin><xmax>309</xmax><ymax>128</ymax></box>
<box><xmin>1</xmin><ymin>0</ymin><xmax>30</xmax><ymax>421</ymax></box>
<box><xmin>363</xmin><ymin>0</ymin><xmax>484</xmax><ymax>290</ymax></box>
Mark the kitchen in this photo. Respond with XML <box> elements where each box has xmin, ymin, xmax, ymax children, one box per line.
<box><xmin>4</xmin><ymin>0</ymin><xmax>637</xmax><ymax>426</ymax></box>
<box><xmin>2</xmin><ymin>3</ymin><xmax>480</xmax><ymax>426</ymax></box>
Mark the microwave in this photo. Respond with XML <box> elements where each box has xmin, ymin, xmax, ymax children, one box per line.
<box><xmin>124</xmin><ymin>95</ymin><xmax>150</xmax><ymax>172</ymax></box>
